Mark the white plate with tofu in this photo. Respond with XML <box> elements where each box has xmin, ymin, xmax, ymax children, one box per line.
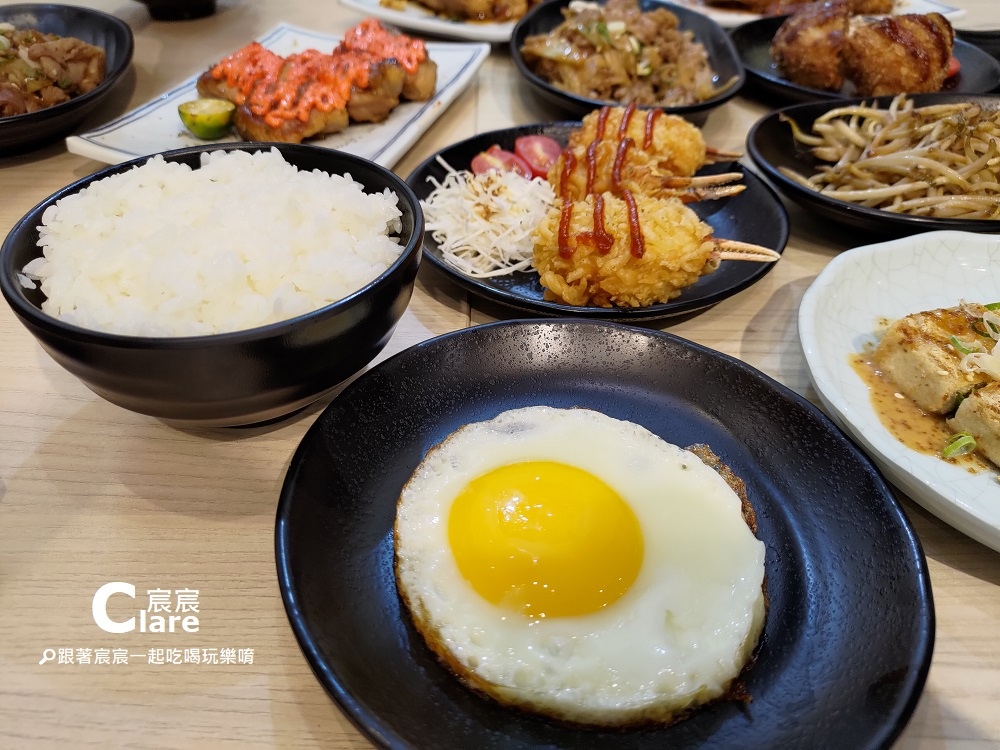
<box><xmin>65</xmin><ymin>24</ymin><xmax>490</xmax><ymax>167</ymax></box>
<box><xmin>799</xmin><ymin>230</ymin><xmax>1000</xmax><ymax>552</ymax></box>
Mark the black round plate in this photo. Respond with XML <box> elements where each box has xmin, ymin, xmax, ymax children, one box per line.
<box><xmin>511</xmin><ymin>0</ymin><xmax>745</xmax><ymax>122</ymax></box>
<box><xmin>957</xmin><ymin>27</ymin><xmax>1000</xmax><ymax>61</ymax></box>
<box><xmin>405</xmin><ymin>123</ymin><xmax>788</xmax><ymax>321</ymax></box>
<box><xmin>731</xmin><ymin>15</ymin><xmax>1000</xmax><ymax>105</ymax></box>
<box><xmin>747</xmin><ymin>93</ymin><xmax>1000</xmax><ymax>236</ymax></box>
<box><xmin>275</xmin><ymin>319</ymin><xmax>935</xmax><ymax>750</ymax></box>
<box><xmin>0</xmin><ymin>4</ymin><xmax>134</xmax><ymax>154</ymax></box>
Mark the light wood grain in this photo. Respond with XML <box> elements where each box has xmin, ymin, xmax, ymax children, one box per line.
<box><xmin>1</xmin><ymin>0</ymin><xmax>999</xmax><ymax>747</ymax></box>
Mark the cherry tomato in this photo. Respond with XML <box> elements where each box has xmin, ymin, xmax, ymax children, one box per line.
<box><xmin>514</xmin><ymin>135</ymin><xmax>563</xmax><ymax>178</ymax></box>
<box><xmin>946</xmin><ymin>55</ymin><xmax>961</xmax><ymax>78</ymax></box>
<box><xmin>470</xmin><ymin>145</ymin><xmax>532</xmax><ymax>178</ymax></box>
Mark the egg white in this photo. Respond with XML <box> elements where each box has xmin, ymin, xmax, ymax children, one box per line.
<box><xmin>394</xmin><ymin>406</ymin><xmax>767</xmax><ymax>726</ymax></box>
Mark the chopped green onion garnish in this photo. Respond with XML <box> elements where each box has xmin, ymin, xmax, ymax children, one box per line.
<box><xmin>984</xmin><ymin>302</ymin><xmax>1000</xmax><ymax>311</ymax></box>
<box><xmin>942</xmin><ymin>432</ymin><xmax>977</xmax><ymax>459</ymax></box>
<box><xmin>950</xmin><ymin>335</ymin><xmax>980</xmax><ymax>355</ymax></box>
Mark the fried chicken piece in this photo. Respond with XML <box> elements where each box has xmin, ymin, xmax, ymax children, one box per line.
<box><xmin>842</xmin><ymin>12</ymin><xmax>954</xmax><ymax>96</ymax></box>
<box><xmin>233</xmin><ymin>103</ymin><xmax>348</xmax><ymax>143</ymax></box>
<box><xmin>231</xmin><ymin>53</ymin><xmax>406</xmax><ymax>142</ymax></box>
<box><xmin>771</xmin><ymin>0</ymin><xmax>850</xmax><ymax>91</ymax></box>
<box><xmin>339</xmin><ymin>18</ymin><xmax>437</xmax><ymax>101</ymax></box>
<box><xmin>344</xmin><ymin>57</ymin><xmax>406</xmax><ymax>123</ymax></box>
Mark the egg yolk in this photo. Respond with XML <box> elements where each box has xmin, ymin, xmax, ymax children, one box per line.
<box><xmin>448</xmin><ymin>461</ymin><xmax>644</xmax><ymax>619</ymax></box>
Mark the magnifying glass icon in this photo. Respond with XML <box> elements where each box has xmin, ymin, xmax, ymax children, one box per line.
<box><xmin>39</xmin><ymin>648</ymin><xmax>56</xmax><ymax>665</ymax></box>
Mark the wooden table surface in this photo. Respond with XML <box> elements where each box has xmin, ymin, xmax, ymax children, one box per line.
<box><xmin>1</xmin><ymin>0</ymin><xmax>998</xmax><ymax>747</ymax></box>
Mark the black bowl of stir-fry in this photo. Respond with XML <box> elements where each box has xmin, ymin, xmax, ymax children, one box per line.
<box><xmin>0</xmin><ymin>4</ymin><xmax>134</xmax><ymax>154</ymax></box>
<box><xmin>747</xmin><ymin>92</ymin><xmax>1000</xmax><ymax>237</ymax></box>
<box><xmin>511</xmin><ymin>0</ymin><xmax>744</xmax><ymax>123</ymax></box>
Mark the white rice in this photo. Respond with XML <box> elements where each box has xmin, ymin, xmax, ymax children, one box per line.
<box><xmin>20</xmin><ymin>148</ymin><xmax>405</xmax><ymax>337</ymax></box>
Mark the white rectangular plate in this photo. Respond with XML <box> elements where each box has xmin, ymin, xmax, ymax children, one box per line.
<box><xmin>66</xmin><ymin>23</ymin><xmax>490</xmax><ymax>168</ymax></box>
<box><xmin>671</xmin><ymin>0</ymin><xmax>965</xmax><ymax>28</ymax></box>
<box><xmin>339</xmin><ymin>0</ymin><xmax>515</xmax><ymax>42</ymax></box>
<box><xmin>798</xmin><ymin>230</ymin><xmax>1000</xmax><ymax>552</ymax></box>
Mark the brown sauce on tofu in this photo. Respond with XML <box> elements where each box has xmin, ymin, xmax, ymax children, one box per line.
<box><xmin>851</xmin><ymin>354</ymin><xmax>988</xmax><ymax>472</ymax></box>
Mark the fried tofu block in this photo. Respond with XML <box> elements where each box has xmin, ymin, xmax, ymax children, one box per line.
<box><xmin>948</xmin><ymin>382</ymin><xmax>1000</xmax><ymax>468</ymax></box>
<box><xmin>872</xmin><ymin>304</ymin><xmax>994</xmax><ymax>415</ymax></box>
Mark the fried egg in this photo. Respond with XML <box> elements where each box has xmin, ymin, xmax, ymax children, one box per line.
<box><xmin>393</xmin><ymin>406</ymin><xmax>766</xmax><ymax>727</ymax></box>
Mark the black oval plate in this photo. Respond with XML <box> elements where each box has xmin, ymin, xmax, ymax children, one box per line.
<box><xmin>0</xmin><ymin>3</ymin><xmax>134</xmax><ymax>154</ymax></box>
<box><xmin>732</xmin><ymin>15</ymin><xmax>1000</xmax><ymax>105</ymax></box>
<box><xmin>406</xmin><ymin>123</ymin><xmax>788</xmax><ymax>321</ymax></box>
<box><xmin>957</xmin><ymin>27</ymin><xmax>1000</xmax><ymax>61</ymax></box>
<box><xmin>275</xmin><ymin>319</ymin><xmax>934</xmax><ymax>750</ymax></box>
<box><xmin>511</xmin><ymin>0</ymin><xmax>745</xmax><ymax>122</ymax></box>
<box><xmin>747</xmin><ymin>93</ymin><xmax>1000</xmax><ymax>236</ymax></box>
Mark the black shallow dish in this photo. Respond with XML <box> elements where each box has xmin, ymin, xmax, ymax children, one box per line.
<box><xmin>406</xmin><ymin>123</ymin><xmax>788</xmax><ymax>321</ymax></box>
<box><xmin>134</xmin><ymin>0</ymin><xmax>217</xmax><ymax>20</ymax></box>
<box><xmin>0</xmin><ymin>4</ymin><xmax>134</xmax><ymax>154</ymax></box>
<box><xmin>732</xmin><ymin>16</ymin><xmax>1000</xmax><ymax>105</ymax></box>
<box><xmin>0</xmin><ymin>143</ymin><xmax>422</xmax><ymax>427</ymax></box>
<box><xmin>957</xmin><ymin>28</ymin><xmax>1000</xmax><ymax>61</ymax></box>
<box><xmin>747</xmin><ymin>93</ymin><xmax>1000</xmax><ymax>236</ymax></box>
<box><xmin>510</xmin><ymin>0</ymin><xmax>744</xmax><ymax>122</ymax></box>
<box><xmin>276</xmin><ymin>319</ymin><xmax>934</xmax><ymax>749</ymax></box>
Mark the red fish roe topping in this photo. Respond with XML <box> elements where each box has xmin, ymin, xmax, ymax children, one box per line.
<box><xmin>339</xmin><ymin>18</ymin><xmax>427</xmax><ymax>74</ymax></box>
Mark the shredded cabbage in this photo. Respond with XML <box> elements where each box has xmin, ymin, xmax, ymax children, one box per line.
<box><xmin>421</xmin><ymin>157</ymin><xmax>556</xmax><ymax>279</ymax></box>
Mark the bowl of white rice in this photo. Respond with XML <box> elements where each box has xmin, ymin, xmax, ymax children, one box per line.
<box><xmin>0</xmin><ymin>143</ymin><xmax>423</xmax><ymax>426</ymax></box>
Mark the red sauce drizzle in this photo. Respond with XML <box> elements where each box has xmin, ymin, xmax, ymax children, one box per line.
<box><xmin>618</xmin><ymin>101</ymin><xmax>637</xmax><ymax>141</ymax></box>
<box><xmin>612</xmin><ymin>138</ymin><xmax>633</xmax><ymax>192</ymax></box>
<box><xmin>595</xmin><ymin>106</ymin><xmax>612</xmax><ymax>141</ymax></box>
<box><xmin>585</xmin><ymin>140</ymin><xmax>600</xmax><ymax>195</ymax></box>
<box><xmin>557</xmin><ymin>201</ymin><xmax>575</xmax><ymax>258</ymax></box>
<box><xmin>559</xmin><ymin>148</ymin><xmax>576</xmax><ymax>199</ymax></box>
<box><xmin>575</xmin><ymin>194</ymin><xmax>614</xmax><ymax>255</ymax></box>
<box><xmin>643</xmin><ymin>109</ymin><xmax>661</xmax><ymax>150</ymax></box>
<box><xmin>621</xmin><ymin>189</ymin><xmax>645</xmax><ymax>258</ymax></box>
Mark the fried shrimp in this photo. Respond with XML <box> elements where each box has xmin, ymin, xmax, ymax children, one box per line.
<box><xmin>568</xmin><ymin>105</ymin><xmax>710</xmax><ymax>177</ymax></box>
<box><xmin>548</xmin><ymin>139</ymin><xmax>745</xmax><ymax>203</ymax></box>
<box><xmin>532</xmin><ymin>104</ymin><xmax>779</xmax><ymax>307</ymax></box>
<box><xmin>534</xmin><ymin>191</ymin><xmax>719</xmax><ymax>307</ymax></box>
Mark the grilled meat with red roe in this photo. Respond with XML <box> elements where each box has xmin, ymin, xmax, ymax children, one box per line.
<box><xmin>194</xmin><ymin>19</ymin><xmax>436</xmax><ymax>144</ymax></box>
